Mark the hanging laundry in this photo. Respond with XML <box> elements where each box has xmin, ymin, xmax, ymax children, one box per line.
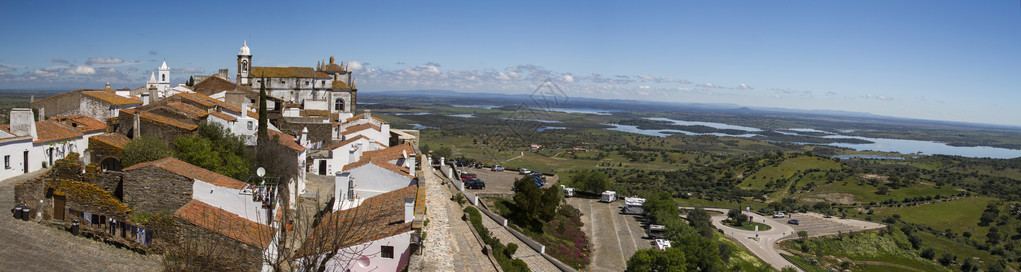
<box><xmin>144</xmin><ymin>229</ymin><xmax>154</xmax><ymax>245</ymax></box>
<box><xmin>83</xmin><ymin>212</ymin><xmax>92</xmax><ymax>225</ymax></box>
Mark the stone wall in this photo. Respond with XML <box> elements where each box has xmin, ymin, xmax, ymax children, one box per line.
<box><xmin>123</xmin><ymin>167</ymin><xmax>194</xmax><ymax>214</ymax></box>
<box><xmin>31</xmin><ymin>91</ymin><xmax>83</xmax><ymax>119</ymax></box>
<box><xmin>172</xmin><ymin>218</ymin><xmax>265</xmax><ymax>272</ymax></box>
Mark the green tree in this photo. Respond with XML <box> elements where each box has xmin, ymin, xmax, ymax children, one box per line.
<box><xmin>122</xmin><ymin>136</ymin><xmax>172</xmax><ymax>167</ymax></box>
<box><xmin>626</xmin><ymin>248</ymin><xmax>688</xmax><ymax>272</ymax></box>
<box><xmin>876</xmin><ymin>185</ymin><xmax>890</xmax><ymax>195</ymax></box>
<box><xmin>257</xmin><ymin>77</ymin><xmax>268</xmax><ymax>140</ymax></box>
<box><xmin>433</xmin><ymin>146</ymin><xmax>453</xmax><ymax>159</ymax></box>
<box><xmin>513</xmin><ymin>176</ymin><xmax>542</xmax><ymax>219</ymax></box>
<box><xmin>174</xmin><ymin>122</ymin><xmax>252</xmax><ymax>180</ymax></box>
<box><xmin>186</xmin><ymin>76</ymin><xmax>195</xmax><ymax>86</ymax></box>
<box><xmin>572</xmin><ymin>170</ymin><xmax>609</xmax><ymax>193</ymax></box>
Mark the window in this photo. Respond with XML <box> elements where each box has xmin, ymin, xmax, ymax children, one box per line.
<box><xmin>247</xmin><ymin>121</ymin><xmax>254</xmax><ymax>130</ymax></box>
<box><xmin>305</xmin><ymin>81</ymin><xmax>309</xmax><ymax>86</ymax></box>
<box><xmin>281</xmin><ymin>80</ymin><xmax>285</xmax><ymax>84</ymax></box>
<box><xmin>162</xmin><ymin>74</ymin><xmax>166</xmax><ymax>81</ymax></box>
<box><xmin>380</xmin><ymin>245</ymin><xmax>394</xmax><ymax>259</ymax></box>
<box><xmin>335</xmin><ymin>99</ymin><xmax>345</xmax><ymax>111</ymax></box>
<box><xmin>321</xmin><ymin>80</ymin><xmax>325</xmax><ymax>85</ymax></box>
<box><xmin>4</xmin><ymin>155</ymin><xmax>9</xmax><ymax>169</ymax></box>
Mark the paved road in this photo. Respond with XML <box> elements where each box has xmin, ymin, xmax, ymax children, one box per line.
<box><xmin>684</xmin><ymin>207</ymin><xmax>800</xmax><ymax>272</ymax></box>
<box><xmin>0</xmin><ymin>170</ymin><xmax>162</xmax><ymax>271</ymax></box>
<box><xmin>569</xmin><ymin>198</ymin><xmax>652</xmax><ymax>272</ymax></box>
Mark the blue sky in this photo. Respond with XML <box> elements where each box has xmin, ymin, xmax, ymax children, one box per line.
<box><xmin>1</xmin><ymin>1</ymin><xmax>1019</xmax><ymax>126</ymax></box>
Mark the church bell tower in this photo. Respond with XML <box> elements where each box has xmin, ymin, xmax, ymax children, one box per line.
<box><xmin>237</xmin><ymin>41</ymin><xmax>252</xmax><ymax>85</ymax></box>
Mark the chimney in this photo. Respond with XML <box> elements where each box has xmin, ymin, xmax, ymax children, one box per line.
<box><xmin>404</xmin><ymin>197</ymin><xmax>415</xmax><ymax>223</ymax></box>
<box><xmin>132</xmin><ymin>112</ymin><xmax>141</xmax><ymax>139</ymax></box>
<box><xmin>409</xmin><ymin>153</ymin><xmax>417</xmax><ymax>176</ymax></box>
<box><xmin>364</xmin><ymin>110</ymin><xmax>371</xmax><ymax>120</ymax></box>
<box><xmin>9</xmin><ymin>108</ymin><xmax>37</xmax><ymax>139</ymax></box>
<box><xmin>105</xmin><ymin>82</ymin><xmax>111</xmax><ymax>89</ymax></box>
<box><xmin>141</xmin><ymin>92</ymin><xmax>150</xmax><ymax>106</ymax></box>
<box><xmin>333</xmin><ymin>172</ymin><xmax>351</xmax><ymax>211</ymax></box>
<box><xmin>300</xmin><ymin>127</ymin><xmax>309</xmax><ymax>146</ymax></box>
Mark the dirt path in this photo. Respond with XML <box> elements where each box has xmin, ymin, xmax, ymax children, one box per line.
<box><xmin>0</xmin><ymin>170</ymin><xmax>162</xmax><ymax>271</ymax></box>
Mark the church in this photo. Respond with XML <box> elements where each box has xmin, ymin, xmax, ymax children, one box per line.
<box><xmin>235</xmin><ymin>41</ymin><xmax>358</xmax><ymax>114</ymax></box>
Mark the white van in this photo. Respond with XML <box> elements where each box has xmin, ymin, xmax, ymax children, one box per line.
<box><xmin>600</xmin><ymin>191</ymin><xmax>617</xmax><ymax>203</ymax></box>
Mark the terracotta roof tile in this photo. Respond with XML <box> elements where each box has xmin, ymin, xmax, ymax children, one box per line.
<box><xmin>331</xmin><ymin>80</ymin><xmax>351</xmax><ymax>90</ymax></box>
<box><xmin>174</xmin><ymin>200</ymin><xmax>276</xmax><ymax>248</ymax></box>
<box><xmin>83</xmin><ymin>90</ymin><xmax>142</xmax><ymax>105</ymax></box>
<box><xmin>266</xmin><ymin>130</ymin><xmax>305</xmax><ymax>152</ymax></box>
<box><xmin>175</xmin><ymin>93</ymin><xmax>242</xmax><ymax>113</ymax></box>
<box><xmin>192</xmin><ymin>75</ymin><xmax>257</xmax><ymax>95</ymax></box>
<box><xmin>251</xmin><ymin>67</ymin><xmax>320</xmax><ymax>78</ymax></box>
<box><xmin>123</xmin><ymin>157</ymin><xmax>247</xmax><ymax>189</ymax></box>
<box><xmin>208</xmin><ymin>111</ymin><xmax>237</xmax><ymax>122</ymax></box>
<box><xmin>90</xmin><ymin>133</ymin><xmax>131</xmax><ymax>149</ymax></box>
<box><xmin>327</xmin><ymin>135</ymin><xmax>370</xmax><ymax>150</ymax></box>
<box><xmin>344</xmin><ymin>113</ymin><xmax>387</xmax><ymax>124</ymax></box>
<box><xmin>34</xmin><ymin>120</ymin><xmax>84</xmax><ymax>144</ymax></box>
<box><xmin>340</xmin><ymin>123</ymin><xmax>381</xmax><ymax>136</ymax></box>
<box><xmin>50</xmin><ymin>115</ymin><xmax>106</xmax><ymax>134</ymax></box>
<box><xmin>167</xmin><ymin>102</ymin><xmax>209</xmax><ymax>118</ymax></box>
<box><xmin>295</xmin><ymin>185</ymin><xmax>417</xmax><ymax>258</ymax></box>
<box><xmin>361</xmin><ymin>143</ymin><xmax>415</xmax><ymax>162</ymax></box>
<box><xmin>139</xmin><ymin>111</ymin><xmax>198</xmax><ymax>130</ymax></box>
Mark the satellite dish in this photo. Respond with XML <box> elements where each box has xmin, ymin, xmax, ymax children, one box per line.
<box><xmin>257</xmin><ymin>167</ymin><xmax>266</xmax><ymax>177</ymax></box>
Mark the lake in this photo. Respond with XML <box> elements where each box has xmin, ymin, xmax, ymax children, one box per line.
<box><xmin>604</xmin><ymin>122</ymin><xmax>1021</xmax><ymax>159</ymax></box>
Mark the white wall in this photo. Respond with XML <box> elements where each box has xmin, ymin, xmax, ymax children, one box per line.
<box><xmin>321</xmin><ymin>231</ymin><xmax>413</xmax><ymax>272</ymax></box>
<box><xmin>31</xmin><ymin>137</ymin><xmax>86</xmax><ymax>172</ymax></box>
<box><xmin>0</xmin><ymin>138</ymin><xmax>33</xmax><ymax>181</ymax></box>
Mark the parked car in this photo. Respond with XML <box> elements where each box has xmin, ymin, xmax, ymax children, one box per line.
<box><xmin>519</xmin><ymin>168</ymin><xmax>531</xmax><ymax>175</ymax></box>
<box><xmin>492</xmin><ymin>165</ymin><xmax>504</xmax><ymax>171</ymax></box>
<box><xmin>772</xmin><ymin>212</ymin><xmax>786</xmax><ymax>218</ymax></box>
<box><xmin>465</xmin><ymin>179</ymin><xmax>486</xmax><ymax>189</ymax></box>
<box><xmin>475</xmin><ymin>163</ymin><xmax>485</xmax><ymax>169</ymax></box>
<box><xmin>787</xmin><ymin>219</ymin><xmax>800</xmax><ymax>225</ymax></box>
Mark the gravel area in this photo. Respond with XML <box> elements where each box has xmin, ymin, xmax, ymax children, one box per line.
<box><xmin>788</xmin><ymin>212</ymin><xmax>886</xmax><ymax>237</ymax></box>
<box><xmin>568</xmin><ymin>197</ymin><xmax>652</xmax><ymax>272</ymax></box>
<box><xmin>0</xmin><ymin>170</ymin><xmax>163</xmax><ymax>271</ymax></box>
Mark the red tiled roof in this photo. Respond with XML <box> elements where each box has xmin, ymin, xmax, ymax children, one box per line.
<box><xmin>176</xmin><ymin>93</ymin><xmax>242</xmax><ymax>113</ymax></box>
<box><xmin>344</xmin><ymin>113</ymin><xmax>387</xmax><ymax>124</ymax></box>
<box><xmin>83</xmin><ymin>90</ymin><xmax>142</xmax><ymax>105</ymax></box>
<box><xmin>174</xmin><ymin>200</ymin><xmax>276</xmax><ymax>248</ymax></box>
<box><xmin>167</xmin><ymin>102</ymin><xmax>209</xmax><ymax>118</ymax></box>
<box><xmin>34</xmin><ymin>120</ymin><xmax>84</xmax><ymax>144</ymax></box>
<box><xmin>123</xmin><ymin>157</ymin><xmax>247</xmax><ymax>189</ymax></box>
<box><xmin>331</xmin><ymin>80</ymin><xmax>351</xmax><ymax>90</ymax></box>
<box><xmin>90</xmin><ymin>133</ymin><xmax>131</xmax><ymax>149</ymax></box>
<box><xmin>139</xmin><ymin>111</ymin><xmax>198</xmax><ymax>130</ymax></box>
<box><xmin>208</xmin><ymin>111</ymin><xmax>237</xmax><ymax>122</ymax></box>
<box><xmin>340</xmin><ymin>123</ymin><xmax>381</xmax><ymax>136</ymax></box>
<box><xmin>361</xmin><ymin>143</ymin><xmax>415</xmax><ymax>162</ymax></box>
<box><xmin>50</xmin><ymin>115</ymin><xmax>106</xmax><ymax>134</ymax></box>
<box><xmin>266</xmin><ymin>130</ymin><xmax>305</xmax><ymax>152</ymax></box>
<box><xmin>251</xmin><ymin>67</ymin><xmax>332</xmax><ymax>78</ymax></box>
<box><xmin>295</xmin><ymin>185</ymin><xmax>417</xmax><ymax>258</ymax></box>
<box><xmin>327</xmin><ymin>135</ymin><xmax>370</xmax><ymax>150</ymax></box>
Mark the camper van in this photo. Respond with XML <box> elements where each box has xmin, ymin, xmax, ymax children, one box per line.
<box><xmin>561</xmin><ymin>185</ymin><xmax>575</xmax><ymax>198</ymax></box>
<box><xmin>622</xmin><ymin>197</ymin><xmax>646</xmax><ymax>215</ymax></box>
<box><xmin>655</xmin><ymin>239</ymin><xmax>672</xmax><ymax>250</ymax></box>
<box><xmin>600</xmin><ymin>191</ymin><xmax>617</xmax><ymax>203</ymax></box>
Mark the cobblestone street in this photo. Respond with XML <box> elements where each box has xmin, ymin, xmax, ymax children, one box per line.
<box><xmin>416</xmin><ymin>165</ymin><xmax>496</xmax><ymax>272</ymax></box>
<box><xmin>0</xmin><ymin>170</ymin><xmax>162</xmax><ymax>271</ymax></box>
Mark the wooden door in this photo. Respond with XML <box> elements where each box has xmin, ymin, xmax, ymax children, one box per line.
<box><xmin>53</xmin><ymin>194</ymin><xmax>66</xmax><ymax>221</ymax></box>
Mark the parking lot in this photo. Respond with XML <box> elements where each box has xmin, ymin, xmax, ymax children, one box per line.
<box><xmin>567</xmin><ymin>197</ymin><xmax>652</xmax><ymax>272</ymax></box>
<box><xmin>787</xmin><ymin>212</ymin><xmax>885</xmax><ymax>237</ymax></box>
<box><xmin>455</xmin><ymin>166</ymin><xmax>557</xmax><ymax>195</ymax></box>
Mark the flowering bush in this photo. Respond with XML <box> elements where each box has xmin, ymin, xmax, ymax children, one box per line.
<box><xmin>534</xmin><ymin>205</ymin><xmax>591</xmax><ymax>269</ymax></box>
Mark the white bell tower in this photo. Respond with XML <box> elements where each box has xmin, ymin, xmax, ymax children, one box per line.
<box><xmin>157</xmin><ymin>60</ymin><xmax>170</xmax><ymax>92</ymax></box>
<box><xmin>237</xmin><ymin>41</ymin><xmax>252</xmax><ymax>85</ymax></box>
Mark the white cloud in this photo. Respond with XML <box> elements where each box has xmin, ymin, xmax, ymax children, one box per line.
<box><xmin>86</xmin><ymin>57</ymin><xmax>125</xmax><ymax>65</ymax></box>
<box><xmin>0</xmin><ymin>65</ymin><xmax>15</xmax><ymax>75</ymax></box>
<box><xmin>738</xmin><ymin>83</ymin><xmax>752</xmax><ymax>90</ymax></box>
<box><xmin>558</xmin><ymin>74</ymin><xmax>575</xmax><ymax>83</ymax></box>
<box><xmin>32</xmin><ymin>69</ymin><xmax>59</xmax><ymax>77</ymax></box>
<box><xmin>676</xmin><ymin>87</ymin><xmax>694</xmax><ymax>92</ymax></box>
<box><xmin>701</xmin><ymin>82</ymin><xmax>718</xmax><ymax>88</ymax></box>
<box><xmin>639</xmin><ymin>85</ymin><xmax>650</xmax><ymax>89</ymax></box>
<box><xmin>637</xmin><ymin>74</ymin><xmax>656</xmax><ymax>81</ymax></box>
<box><xmin>67</xmin><ymin>66</ymin><xmax>96</xmax><ymax>75</ymax></box>
<box><xmin>347</xmin><ymin>60</ymin><xmax>364</xmax><ymax>71</ymax></box>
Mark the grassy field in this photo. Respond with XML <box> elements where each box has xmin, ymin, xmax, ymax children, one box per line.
<box><xmin>740</xmin><ymin>156</ymin><xmax>843</xmax><ymax>191</ymax></box>
<box><xmin>715</xmin><ymin>232</ymin><xmax>776</xmax><ymax>271</ymax></box>
<box><xmin>798</xmin><ymin>180</ymin><xmax>961</xmax><ymax>204</ymax></box>
<box><xmin>872</xmin><ymin>196</ymin><xmax>997</xmax><ymax>239</ymax></box>
<box><xmin>913</xmin><ymin>231</ymin><xmax>997</xmax><ymax>271</ymax></box>
<box><xmin>780</xmin><ymin>231</ymin><xmax>948</xmax><ymax>272</ymax></box>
